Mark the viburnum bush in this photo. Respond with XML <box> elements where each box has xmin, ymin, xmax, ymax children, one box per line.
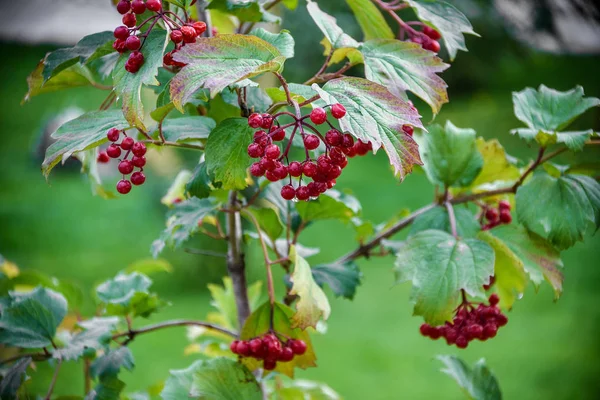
<box><xmin>2</xmin><ymin>0</ymin><xmax>599</xmax><ymax>398</ymax></box>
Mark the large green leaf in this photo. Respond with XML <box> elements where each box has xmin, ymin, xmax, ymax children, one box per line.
<box><xmin>240</xmin><ymin>302</ymin><xmax>317</xmax><ymax>378</ymax></box>
<box><xmin>250</xmin><ymin>28</ymin><xmax>295</xmax><ymax>59</ymax></box>
<box><xmin>510</xmin><ymin>85</ymin><xmax>600</xmax><ymax>150</ymax></box>
<box><xmin>409</xmin><ymin>205</ymin><xmax>480</xmax><ymax>238</ymax></box>
<box><xmin>0</xmin><ymin>287</ymin><xmax>68</xmax><ymax>348</ymax></box>
<box><xmin>289</xmin><ymin>246</ymin><xmax>331</xmax><ymax>329</ymax></box>
<box><xmin>306</xmin><ymin>1</ymin><xmax>359</xmax><ymax>49</ymax></box>
<box><xmin>469</xmin><ymin>138</ymin><xmax>520</xmax><ymax>190</ymax></box>
<box><xmin>88</xmin><ymin>376</ymin><xmax>126</xmax><ymax>400</ymax></box>
<box><xmin>113</xmin><ymin>29</ymin><xmax>168</xmax><ymax>131</ymax></box>
<box><xmin>208</xmin><ymin>0</ymin><xmax>278</xmax><ymax>23</ymax></box>
<box><xmin>0</xmin><ymin>357</ymin><xmax>31</xmax><ymax>399</ymax></box>
<box><xmin>268</xmin><ymin>379</ymin><xmax>342</xmax><ymax>400</ymax></box>
<box><xmin>186</xmin><ymin>161</ymin><xmax>219</xmax><ymax>200</ymax></box>
<box><xmin>295</xmin><ymin>190</ymin><xmax>361</xmax><ymax>223</ymax></box>
<box><xmin>24</xmin><ymin>62</ymin><xmax>102</xmax><ymax>102</ymax></box>
<box><xmin>91</xmin><ymin>347</ymin><xmax>135</xmax><ymax>379</ymax></box>
<box><xmin>516</xmin><ymin>172</ymin><xmax>600</xmax><ymax>249</ymax></box>
<box><xmin>207</xmin><ymin>277</ymin><xmax>263</xmax><ymax>331</ymax></box>
<box><xmin>54</xmin><ymin>321</ymin><xmax>114</xmax><ymax>361</ymax></box>
<box><xmin>406</xmin><ymin>0</ymin><xmax>478</xmax><ymax>60</ymax></box>
<box><xmin>42</xmin><ymin>110</ymin><xmax>129</xmax><ymax>178</ymax></box>
<box><xmin>360</xmin><ymin>39</ymin><xmax>449</xmax><ymax>114</ymax></box>
<box><xmin>160</xmin><ymin>116</ymin><xmax>215</xmax><ymax>143</ymax></box>
<box><xmin>416</xmin><ymin>120</ymin><xmax>483</xmax><ymax>187</ymax></box>
<box><xmin>152</xmin><ymin>198</ymin><xmax>220</xmax><ymax>257</ymax></box>
<box><xmin>170</xmin><ymin>34</ymin><xmax>287</xmax><ymax>110</ymax></box>
<box><xmin>438</xmin><ymin>356</ymin><xmax>502</xmax><ymax>400</ymax></box>
<box><xmin>394</xmin><ymin>230</ymin><xmax>494</xmax><ymax>324</ymax></box>
<box><xmin>96</xmin><ymin>272</ymin><xmax>163</xmax><ymax>317</ymax></box>
<box><xmin>245</xmin><ymin>207</ymin><xmax>284</xmax><ymax>243</ymax></box>
<box><xmin>312</xmin><ymin>77</ymin><xmax>423</xmax><ymax>179</ymax></box>
<box><xmin>311</xmin><ymin>262</ymin><xmax>362</xmax><ymax>300</ymax></box>
<box><xmin>205</xmin><ymin>118</ymin><xmax>254</xmax><ymax>190</ymax></box>
<box><xmin>345</xmin><ymin>0</ymin><xmax>394</xmax><ymax>40</ymax></box>
<box><xmin>190</xmin><ymin>358</ymin><xmax>263</xmax><ymax>399</ymax></box>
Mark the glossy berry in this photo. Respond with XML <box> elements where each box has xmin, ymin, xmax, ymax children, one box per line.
<box><xmin>264</xmin><ymin>144</ymin><xmax>281</xmax><ymax>160</ymax></box>
<box><xmin>278</xmin><ymin>347</ymin><xmax>294</xmax><ymax>362</ymax></box>
<box><xmin>230</xmin><ymin>340</ymin><xmax>239</xmax><ymax>354</ymax></box>
<box><xmin>423</xmin><ymin>26</ymin><xmax>442</xmax><ymax>40</ymax></box>
<box><xmin>248</xmin><ymin>113</ymin><xmax>263</xmax><ymax>128</ymax></box>
<box><xmin>289</xmin><ymin>339</ymin><xmax>307</xmax><ymax>355</ymax></box>
<box><xmin>325</xmin><ymin>129</ymin><xmax>343</xmax><ymax>146</ymax></box>
<box><xmin>193</xmin><ymin>21</ymin><xmax>207</xmax><ymax>36</ymax></box>
<box><xmin>485</xmin><ymin>208</ymin><xmax>499</xmax><ymax>222</ymax></box>
<box><xmin>118</xmin><ymin>160</ymin><xmax>134</xmax><ymax>175</ymax></box>
<box><xmin>113</xmin><ymin>39</ymin><xmax>127</xmax><ymax>53</ymax></box>
<box><xmin>146</xmin><ymin>0</ymin><xmax>162</xmax><ymax>12</ymax></box>
<box><xmin>131</xmin><ymin>0</ymin><xmax>146</xmax><ymax>14</ymax></box>
<box><xmin>97</xmin><ymin>151</ymin><xmax>110</xmax><ymax>163</ymax></box>
<box><xmin>263</xmin><ymin>359</ymin><xmax>277</xmax><ymax>371</ymax></box>
<box><xmin>261</xmin><ymin>114</ymin><xmax>274</xmax><ymax>129</ymax></box>
<box><xmin>106</xmin><ymin>144</ymin><xmax>122</xmax><ymax>158</ymax></box>
<box><xmin>424</xmin><ymin>39</ymin><xmax>441</xmax><ymax>53</ymax></box>
<box><xmin>114</xmin><ymin>26</ymin><xmax>130</xmax><ymax>40</ymax></box>
<box><xmin>181</xmin><ymin>26</ymin><xmax>197</xmax><ymax>43</ymax></box>
<box><xmin>296</xmin><ymin>186</ymin><xmax>310</xmax><ymax>201</ymax></box>
<box><xmin>250</xmin><ymin>162</ymin><xmax>265</xmax><ymax>177</ymax></box>
<box><xmin>236</xmin><ymin>341</ymin><xmax>251</xmax><ymax>357</ymax></box>
<box><xmin>303</xmin><ymin>162</ymin><xmax>317</xmax><ymax>177</ymax></box>
<box><xmin>402</xmin><ymin>124</ymin><xmax>414</xmax><ymax>136</ymax></box>
<box><xmin>125</xmin><ymin>35</ymin><xmax>141</xmax><ymax>51</ymax></box>
<box><xmin>131</xmin><ymin>171</ymin><xmax>146</xmax><ymax>185</ymax></box>
<box><xmin>107</xmin><ymin>128</ymin><xmax>121</xmax><ymax>142</ymax></box>
<box><xmin>303</xmin><ymin>134</ymin><xmax>320</xmax><ymax>150</ymax></box>
<box><xmin>499</xmin><ymin>200</ymin><xmax>511</xmax><ymax>211</ymax></box>
<box><xmin>341</xmin><ymin>133</ymin><xmax>354</xmax><ymax>148</ymax></box>
<box><xmin>488</xmin><ymin>293</ymin><xmax>500</xmax><ymax>306</ymax></box>
<box><xmin>281</xmin><ymin>185</ymin><xmax>296</xmax><ymax>200</ymax></box>
<box><xmin>116</xmin><ymin>0</ymin><xmax>131</xmax><ymax>14</ymax></box>
<box><xmin>122</xmin><ymin>13</ymin><xmax>137</xmax><ymax>28</ymax></box>
<box><xmin>132</xmin><ymin>142</ymin><xmax>147</xmax><ymax>157</ymax></box>
<box><xmin>455</xmin><ymin>336</ymin><xmax>468</xmax><ymax>349</ymax></box>
<box><xmin>132</xmin><ymin>156</ymin><xmax>146</xmax><ymax>168</ymax></box>
<box><xmin>170</xmin><ymin>30</ymin><xmax>183</xmax><ymax>43</ymax></box>
<box><xmin>499</xmin><ymin>209</ymin><xmax>512</xmax><ymax>224</ymax></box>
<box><xmin>116</xmin><ymin>179</ymin><xmax>132</xmax><ymax>194</ymax></box>
<box><xmin>270</xmin><ymin>126</ymin><xmax>285</xmax><ymax>141</ymax></box>
<box><xmin>260</xmin><ymin>157</ymin><xmax>276</xmax><ymax>171</ymax></box>
<box><xmin>247</xmin><ymin>143</ymin><xmax>264</xmax><ymax>158</ymax></box>
<box><xmin>310</xmin><ymin>107</ymin><xmax>327</xmax><ymax>125</ymax></box>
<box><xmin>121</xmin><ymin>136</ymin><xmax>135</xmax><ymax>150</ymax></box>
<box><xmin>331</xmin><ymin>103</ymin><xmax>346</xmax><ymax>119</ymax></box>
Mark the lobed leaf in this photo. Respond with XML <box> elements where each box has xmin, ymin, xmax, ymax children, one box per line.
<box><xmin>311</xmin><ymin>262</ymin><xmax>362</xmax><ymax>300</ymax></box>
<box><xmin>295</xmin><ymin>190</ymin><xmax>361</xmax><ymax>223</ymax></box>
<box><xmin>24</xmin><ymin>63</ymin><xmax>101</xmax><ymax>103</ymax></box>
<box><xmin>0</xmin><ymin>357</ymin><xmax>32</xmax><ymax>399</ymax></box>
<box><xmin>190</xmin><ymin>357</ymin><xmax>263</xmax><ymax>399</ymax></box>
<box><xmin>268</xmin><ymin>379</ymin><xmax>342</xmax><ymax>400</ymax></box>
<box><xmin>91</xmin><ymin>347</ymin><xmax>135</xmax><ymax>379</ymax></box>
<box><xmin>250</xmin><ymin>28</ymin><xmax>295</xmax><ymax>59</ymax></box>
<box><xmin>345</xmin><ymin>0</ymin><xmax>395</xmax><ymax>40</ymax></box>
<box><xmin>469</xmin><ymin>138</ymin><xmax>520</xmax><ymax>190</ymax></box>
<box><xmin>208</xmin><ymin>0</ymin><xmax>278</xmax><ymax>23</ymax></box>
<box><xmin>159</xmin><ymin>116</ymin><xmax>216</xmax><ymax>143</ymax></box>
<box><xmin>54</xmin><ymin>321</ymin><xmax>114</xmax><ymax>361</ymax></box>
<box><xmin>306</xmin><ymin>1</ymin><xmax>359</xmax><ymax>49</ymax></box>
<box><xmin>409</xmin><ymin>205</ymin><xmax>480</xmax><ymax>238</ymax></box>
<box><xmin>438</xmin><ymin>356</ymin><xmax>502</xmax><ymax>400</ymax></box>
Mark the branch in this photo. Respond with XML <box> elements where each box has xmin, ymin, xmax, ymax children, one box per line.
<box><xmin>44</xmin><ymin>359</ymin><xmax>62</xmax><ymax>400</ymax></box>
<box><xmin>0</xmin><ymin>351</ymin><xmax>50</xmax><ymax>365</ymax></box>
<box><xmin>141</xmin><ymin>139</ymin><xmax>204</xmax><ymax>151</ymax></box>
<box><xmin>112</xmin><ymin>319</ymin><xmax>237</xmax><ymax>340</ymax></box>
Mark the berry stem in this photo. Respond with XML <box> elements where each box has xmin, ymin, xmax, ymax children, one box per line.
<box><xmin>273</xmin><ymin>72</ymin><xmax>294</xmax><ymax>107</ymax></box>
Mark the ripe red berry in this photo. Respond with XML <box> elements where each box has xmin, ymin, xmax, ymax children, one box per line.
<box><xmin>260</xmin><ymin>157</ymin><xmax>276</xmax><ymax>171</ymax></box>
<box><xmin>273</xmin><ymin>163</ymin><xmax>288</xmax><ymax>180</ymax></box>
<box><xmin>402</xmin><ymin>124</ymin><xmax>414</xmax><ymax>136</ymax></box>
<box><xmin>296</xmin><ymin>186</ymin><xmax>310</xmax><ymax>201</ymax></box>
<box><xmin>193</xmin><ymin>21</ymin><xmax>207</xmax><ymax>36</ymax></box>
<box><xmin>236</xmin><ymin>340</ymin><xmax>252</xmax><ymax>357</ymax></box>
<box><xmin>278</xmin><ymin>347</ymin><xmax>294</xmax><ymax>362</ymax></box>
<box><xmin>354</xmin><ymin>140</ymin><xmax>371</xmax><ymax>156</ymax></box>
<box><xmin>341</xmin><ymin>133</ymin><xmax>354</xmax><ymax>148</ymax></box>
<box><xmin>125</xmin><ymin>35</ymin><xmax>141</xmax><ymax>51</ymax></box>
<box><xmin>303</xmin><ymin>162</ymin><xmax>317</xmax><ymax>177</ymax></box>
<box><xmin>485</xmin><ymin>208</ymin><xmax>499</xmax><ymax>222</ymax></box>
<box><xmin>329</xmin><ymin>147</ymin><xmax>346</xmax><ymax>165</ymax></box>
<box><xmin>248</xmin><ymin>113</ymin><xmax>263</xmax><ymax>128</ymax></box>
<box><xmin>107</xmin><ymin>128</ymin><xmax>121</xmax><ymax>142</ymax></box>
<box><xmin>499</xmin><ymin>209</ymin><xmax>512</xmax><ymax>224</ymax></box>
<box><xmin>496</xmin><ymin>314</ymin><xmax>508</xmax><ymax>327</ymax></box>
<box><xmin>310</xmin><ymin>107</ymin><xmax>327</xmax><ymax>124</ymax></box>
<box><xmin>249</xmin><ymin>339</ymin><xmax>265</xmax><ymax>358</ymax></box>
<box><xmin>483</xmin><ymin>323</ymin><xmax>498</xmax><ymax>338</ymax></box>
<box><xmin>263</xmin><ymin>359</ymin><xmax>277</xmax><ymax>371</ymax></box>
<box><xmin>132</xmin><ymin>156</ymin><xmax>146</xmax><ymax>168</ymax></box>
<box><xmin>181</xmin><ymin>26</ymin><xmax>198</xmax><ymax>43</ymax></box>
<box><xmin>113</xmin><ymin>39</ymin><xmax>127</xmax><ymax>53</ymax></box>
<box><xmin>116</xmin><ymin>0</ymin><xmax>131</xmax><ymax>14</ymax></box>
<box><xmin>466</xmin><ymin>324</ymin><xmax>484</xmax><ymax>340</ymax></box>
<box><xmin>146</xmin><ymin>0</ymin><xmax>162</xmax><ymax>12</ymax></box>
<box><xmin>121</xmin><ymin>137</ymin><xmax>134</xmax><ymax>151</ymax></box>
<box><xmin>250</xmin><ymin>162</ymin><xmax>265</xmax><ymax>177</ymax></box>
<box><xmin>264</xmin><ymin>144</ymin><xmax>281</xmax><ymax>160</ymax></box>
<box><xmin>265</xmin><ymin>171</ymin><xmax>279</xmax><ymax>182</ymax></box>
<box><xmin>118</xmin><ymin>160</ymin><xmax>134</xmax><ymax>175</ymax></box>
<box><xmin>419</xmin><ymin>323</ymin><xmax>430</xmax><ymax>337</ymax></box>
<box><xmin>288</xmin><ymin>161</ymin><xmax>303</xmax><ymax>177</ymax></box>
<box><xmin>424</xmin><ymin>39</ymin><xmax>441</xmax><ymax>53</ymax></box>
<box><xmin>247</xmin><ymin>143</ymin><xmax>264</xmax><ymax>158</ymax></box>
<box><xmin>289</xmin><ymin>339</ymin><xmax>307</xmax><ymax>355</ymax></box>
<box><xmin>281</xmin><ymin>185</ymin><xmax>296</xmax><ymax>200</ymax></box>
<box><xmin>455</xmin><ymin>336</ymin><xmax>468</xmax><ymax>349</ymax></box>
<box><xmin>97</xmin><ymin>151</ymin><xmax>110</xmax><ymax>163</ymax></box>
<box><xmin>428</xmin><ymin>327</ymin><xmax>442</xmax><ymax>339</ymax></box>
<box><xmin>131</xmin><ymin>0</ymin><xmax>146</xmax><ymax>14</ymax></box>
<box><xmin>303</xmin><ymin>134</ymin><xmax>320</xmax><ymax>150</ymax></box>
<box><xmin>488</xmin><ymin>293</ymin><xmax>500</xmax><ymax>306</ymax></box>
<box><xmin>260</xmin><ymin>114</ymin><xmax>274</xmax><ymax>130</ymax></box>
<box><xmin>132</xmin><ymin>142</ymin><xmax>147</xmax><ymax>157</ymax></box>
<box><xmin>325</xmin><ymin>129</ymin><xmax>343</xmax><ymax>147</ymax></box>
<box><xmin>122</xmin><ymin>13</ymin><xmax>137</xmax><ymax>28</ymax></box>
<box><xmin>116</xmin><ymin>179</ymin><xmax>132</xmax><ymax>194</ymax></box>
<box><xmin>254</xmin><ymin>131</ymin><xmax>271</xmax><ymax>147</ymax></box>
<box><xmin>483</xmin><ymin>276</ymin><xmax>496</xmax><ymax>291</ymax></box>
<box><xmin>170</xmin><ymin>30</ymin><xmax>183</xmax><ymax>43</ymax></box>
<box><xmin>106</xmin><ymin>144</ymin><xmax>122</xmax><ymax>158</ymax></box>
<box><xmin>230</xmin><ymin>340</ymin><xmax>239</xmax><ymax>354</ymax></box>
<box><xmin>114</xmin><ymin>26</ymin><xmax>130</xmax><ymax>40</ymax></box>
<box><xmin>331</xmin><ymin>103</ymin><xmax>346</xmax><ymax>119</ymax></box>
<box><xmin>130</xmin><ymin>171</ymin><xmax>145</xmax><ymax>186</ymax></box>
<box><xmin>423</xmin><ymin>25</ymin><xmax>442</xmax><ymax>40</ymax></box>
<box><xmin>499</xmin><ymin>200</ymin><xmax>511</xmax><ymax>211</ymax></box>
<box><xmin>270</xmin><ymin>126</ymin><xmax>285</xmax><ymax>141</ymax></box>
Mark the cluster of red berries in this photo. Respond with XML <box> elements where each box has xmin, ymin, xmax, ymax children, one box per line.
<box><xmin>420</xmin><ymin>293</ymin><xmax>508</xmax><ymax>349</ymax></box>
<box><xmin>230</xmin><ymin>333</ymin><xmax>307</xmax><ymax>371</ymax></box>
<box><xmin>97</xmin><ymin>128</ymin><xmax>147</xmax><ymax>194</ymax></box>
<box><xmin>163</xmin><ymin>21</ymin><xmax>207</xmax><ymax>68</ymax></box>
<box><xmin>409</xmin><ymin>26</ymin><xmax>441</xmax><ymax>53</ymax></box>
<box><xmin>482</xmin><ymin>200</ymin><xmax>512</xmax><ymax>230</ymax></box>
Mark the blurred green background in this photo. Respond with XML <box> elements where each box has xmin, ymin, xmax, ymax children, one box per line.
<box><xmin>1</xmin><ymin>1</ymin><xmax>600</xmax><ymax>399</ymax></box>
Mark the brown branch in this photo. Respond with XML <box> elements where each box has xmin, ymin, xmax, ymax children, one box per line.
<box><xmin>111</xmin><ymin>319</ymin><xmax>237</xmax><ymax>340</ymax></box>
<box><xmin>141</xmin><ymin>139</ymin><xmax>204</xmax><ymax>151</ymax></box>
<box><xmin>0</xmin><ymin>352</ymin><xmax>50</xmax><ymax>365</ymax></box>
<box><xmin>44</xmin><ymin>359</ymin><xmax>62</xmax><ymax>400</ymax></box>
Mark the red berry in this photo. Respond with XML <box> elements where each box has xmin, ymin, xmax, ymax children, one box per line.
<box><xmin>445</xmin><ymin>328</ymin><xmax>458</xmax><ymax>344</ymax></box>
<box><xmin>131</xmin><ymin>171</ymin><xmax>146</xmax><ymax>185</ymax></box>
<box><xmin>132</xmin><ymin>156</ymin><xmax>146</xmax><ymax>168</ymax></box>
<box><xmin>260</xmin><ymin>114</ymin><xmax>273</xmax><ymax>129</ymax></box>
<box><xmin>273</xmin><ymin>163</ymin><xmax>288</xmax><ymax>180</ymax></box>
<box><xmin>131</xmin><ymin>0</ymin><xmax>146</xmax><ymax>14</ymax></box>
<box><xmin>354</xmin><ymin>140</ymin><xmax>371</xmax><ymax>156</ymax></box>
<box><xmin>488</xmin><ymin>293</ymin><xmax>500</xmax><ymax>306</ymax></box>
<box><xmin>116</xmin><ymin>0</ymin><xmax>131</xmax><ymax>14</ymax></box>
<box><xmin>402</xmin><ymin>124</ymin><xmax>414</xmax><ymax>136</ymax></box>
<box><xmin>119</xmin><ymin>137</ymin><xmax>133</xmax><ymax>152</ymax></box>
<box><xmin>265</xmin><ymin>171</ymin><xmax>279</xmax><ymax>182</ymax></box>
<box><xmin>230</xmin><ymin>340</ymin><xmax>239</xmax><ymax>354</ymax></box>
<box><xmin>424</xmin><ymin>39</ymin><xmax>441</xmax><ymax>53</ymax></box>
<box><xmin>254</xmin><ymin>132</ymin><xmax>271</xmax><ymax>148</ymax></box>
<box><xmin>118</xmin><ymin>160</ymin><xmax>134</xmax><ymax>175</ymax></box>
<box><xmin>419</xmin><ymin>323</ymin><xmax>431</xmax><ymax>337</ymax></box>
<box><xmin>296</xmin><ymin>186</ymin><xmax>310</xmax><ymax>201</ymax></box>
<box><xmin>429</xmin><ymin>327</ymin><xmax>442</xmax><ymax>339</ymax></box>
<box><xmin>97</xmin><ymin>151</ymin><xmax>110</xmax><ymax>163</ymax></box>
<box><xmin>263</xmin><ymin>359</ymin><xmax>277</xmax><ymax>371</ymax></box>
<box><xmin>247</xmin><ymin>143</ymin><xmax>264</xmax><ymax>158</ymax></box>
<box><xmin>122</xmin><ymin>13</ymin><xmax>137</xmax><ymax>28</ymax></box>
<box><xmin>270</xmin><ymin>126</ymin><xmax>285</xmax><ymax>141</ymax></box>
<box><xmin>249</xmin><ymin>339</ymin><xmax>265</xmax><ymax>358</ymax></box>
<box><xmin>316</xmin><ymin>182</ymin><xmax>328</xmax><ymax>193</ymax></box>
<box><xmin>278</xmin><ymin>347</ymin><xmax>294</xmax><ymax>362</ymax></box>
<box><xmin>236</xmin><ymin>340</ymin><xmax>252</xmax><ymax>357</ymax></box>
<box><xmin>466</xmin><ymin>324</ymin><xmax>484</xmax><ymax>340</ymax></box>
<box><xmin>289</xmin><ymin>339</ymin><xmax>307</xmax><ymax>355</ymax></box>
<box><xmin>341</xmin><ymin>133</ymin><xmax>354</xmax><ymax>148</ymax></box>
<box><xmin>499</xmin><ymin>209</ymin><xmax>512</xmax><ymax>224</ymax></box>
<box><xmin>264</xmin><ymin>144</ymin><xmax>281</xmax><ymax>160</ymax></box>
<box><xmin>485</xmin><ymin>208</ymin><xmax>499</xmax><ymax>222</ymax></box>
<box><xmin>496</xmin><ymin>314</ymin><xmax>508</xmax><ymax>327</ymax></box>
<box><xmin>181</xmin><ymin>26</ymin><xmax>198</xmax><ymax>43</ymax></box>
<box><xmin>260</xmin><ymin>157</ymin><xmax>276</xmax><ymax>171</ymax></box>
<box><xmin>483</xmin><ymin>323</ymin><xmax>498</xmax><ymax>338</ymax></box>
<box><xmin>288</xmin><ymin>161</ymin><xmax>303</xmax><ymax>177</ymax></box>
<box><xmin>132</xmin><ymin>142</ymin><xmax>147</xmax><ymax>157</ymax></box>
<box><xmin>303</xmin><ymin>162</ymin><xmax>317</xmax><ymax>177</ymax></box>
<box><xmin>303</xmin><ymin>134</ymin><xmax>320</xmax><ymax>150</ymax></box>
<box><xmin>307</xmin><ymin>182</ymin><xmax>320</xmax><ymax>197</ymax></box>
<box><xmin>250</xmin><ymin>162</ymin><xmax>265</xmax><ymax>177</ymax></box>
<box><xmin>483</xmin><ymin>276</ymin><xmax>496</xmax><ymax>290</ymax></box>
<box><xmin>170</xmin><ymin>30</ymin><xmax>183</xmax><ymax>43</ymax></box>
<box><xmin>455</xmin><ymin>336</ymin><xmax>468</xmax><ymax>349</ymax></box>
<box><xmin>331</xmin><ymin>103</ymin><xmax>346</xmax><ymax>119</ymax></box>
<box><xmin>310</xmin><ymin>107</ymin><xmax>327</xmax><ymax>124</ymax></box>
<box><xmin>129</xmin><ymin>50</ymin><xmax>144</xmax><ymax>65</ymax></box>
<box><xmin>423</xmin><ymin>25</ymin><xmax>441</xmax><ymax>40</ymax></box>
<box><xmin>248</xmin><ymin>113</ymin><xmax>263</xmax><ymax>128</ymax></box>
<box><xmin>146</xmin><ymin>0</ymin><xmax>162</xmax><ymax>12</ymax></box>
<box><xmin>114</xmin><ymin>26</ymin><xmax>130</xmax><ymax>40</ymax></box>
<box><xmin>499</xmin><ymin>200</ymin><xmax>511</xmax><ymax>211</ymax></box>
<box><xmin>317</xmin><ymin>155</ymin><xmax>332</xmax><ymax>174</ymax></box>
<box><xmin>193</xmin><ymin>21</ymin><xmax>207</xmax><ymax>36</ymax></box>
<box><xmin>107</xmin><ymin>128</ymin><xmax>121</xmax><ymax>142</ymax></box>
<box><xmin>325</xmin><ymin>129</ymin><xmax>343</xmax><ymax>147</ymax></box>
<box><xmin>125</xmin><ymin>35</ymin><xmax>141</xmax><ymax>51</ymax></box>
<box><xmin>281</xmin><ymin>185</ymin><xmax>296</xmax><ymax>200</ymax></box>
<box><xmin>327</xmin><ymin>165</ymin><xmax>342</xmax><ymax>180</ymax></box>
<box><xmin>106</xmin><ymin>144</ymin><xmax>122</xmax><ymax>158</ymax></box>
<box><xmin>125</xmin><ymin>60</ymin><xmax>140</xmax><ymax>73</ymax></box>
<box><xmin>117</xmin><ymin>179</ymin><xmax>132</xmax><ymax>194</ymax></box>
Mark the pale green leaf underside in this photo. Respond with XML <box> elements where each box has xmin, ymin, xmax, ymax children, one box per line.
<box><xmin>438</xmin><ymin>355</ymin><xmax>502</xmax><ymax>400</ymax></box>
<box><xmin>160</xmin><ymin>116</ymin><xmax>216</xmax><ymax>143</ymax></box>
<box><xmin>410</xmin><ymin>205</ymin><xmax>480</xmax><ymax>238</ymax></box>
<box><xmin>295</xmin><ymin>190</ymin><xmax>361</xmax><ymax>223</ymax></box>
<box><xmin>190</xmin><ymin>358</ymin><xmax>262</xmax><ymax>400</ymax></box>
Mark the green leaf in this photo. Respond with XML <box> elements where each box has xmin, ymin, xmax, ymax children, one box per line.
<box><xmin>268</xmin><ymin>379</ymin><xmax>342</xmax><ymax>400</ymax></box>
<box><xmin>23</xmin><ymin>62</ymin><xmax>101</xmax><ymax>103</ymax></box>
<box><xmin>161</xmin><ymin>169</ymin><xmax>193</xmax><ymax>206</ymax></box>
<box><xmin>394</xmin><ymin>230</ymin><xmax>494</xmax><ymax>324</ymax></box>
<box><xmin>0</xmin><ymin>287</ymin><xmax>67</xmax><ymax>348</ymax></box>
<box><xmin>79</xmin><ymin>148</ymin><xmax>117</xmax><ymax>199</ymax></box>
<box><xmin>406</xmin><ymin>0</ymin><xmax>479</xmax><ymax>61</ymax></box>
<box><xmin>250</xmin><ymin>28</ymin><xmax>295</xmax><ymax>59</ymax></box>
<box><xmin>240</xmin><ymin>302</ymin><xmax>317</xmax><ymax>378</ymax></box>
<box><xmin>221</xmin><ymin>86</ymin><xmax>272</xmax><ymax>114</ymax></box>
<box><xmin>306</xmin><ymin>1</ymin><xmax>359</xmax><ymax>49</ymax></box>
<box><xmin>469</xmin><ymin>138</ymin><xmax>520</xmax><ymax>190</ymax></box>
<box><xmin>345</xmin><ymin>0</ymin><xmax>394</xmax><ymax>40</ymax></box>
<box><xmin>312</xmin><ymin>77</ymin><xmax>423</xmax><ymax>179</ymax></box>
<box><xmin>91</xmin><ymin>347</ymin><xmax>135</xmax><ymax>379</ymax></box>
<box><xmin>312</xmin><ymin>262</ymin><xmax>362</xmax><ymax>300</ymax></box>
<box><xmin>161</xmin><ymin>360</ymin><xmax>202</xmax><ymax>400</ymax></box>
<box><xmin>88</xmin><ymin>376</ymin><xmax>126</xmax><ymax>400</ymax></box>
<box><xmin>160</xmin><ymin>116</ymin><xmax>216</xmax><ymax>143</ymax></box>
<box><xmin>510</xmin><ymin>85</ymin><xmax>600</xmax><ymax>150</ymax></box>
<box><xmin>0</xmin><ymin>357</ymin><xmax>31</xmax><ymax>399</ymax></box>
<box><xmin>186</xmin><ymin>161</ymin><xmax>218</xmax><ymax>199</ymax></box>
<box><xmin>245</xmin><ymin>207</ymin><xmax>284</xmax><ymax>243</ymax></box>
<box><xmin>152</xmin><ymin>198</ymin><xmax>220</xmax><ymax>257</ymax></box>
<box><xmin>96</xmin><ymin>273</ymin><xmax>163</xmax><ymax>317</ymax></box>
<box><xmin>409</xmin><ymin>206</ymin><xmax>480</xmax><ymax>238</ymax></box>
<box><xmin>289</xmin><ymin>246</ymin><xmax>331</xmax><ymax>329</ymax></box>
<box><xmin>207</xmin><ymin>277</ymin><xmax>262</xmax><ymax>331</ymax></box>
<box><xmin>54</xmin><ymin>321</ymin><xmax>114</xmax><ymax>361</ymax></box>
<box><xmin>113</xmin><ymin>29</ymin><xmax>167</xmax><ymax>130</ymax></box>
<box><xmin>360</xmin><ymin>39</ymin><xmax>449</xmax><ymax>114</ymax></box>
<box><xmin>124</xmin><ymin>259</ymin><xmax>173</xmax><ymax>276</ymax></box>
<box><xmin>281</xmin><ymin>0</ymin><xmax>298</xmax><ymax>10</ymax></box>
<box><xmin>438</xmin><ymin>356</ymin><xmax>502</xmax><ymax>400</ymax></box>
<box><xmin>190</xmin><ymin>358</ymin><xmax>262</xmax><ymax>399</ymax></box>
<box><xmin>205</xmin><ymin>118</ymin><xmax>254</xmax><ymax>190</ymax></box>
<box><xmin>416</xmin><ymin>121</ymin><xmax>483</xmax><ymax>187</ymax></box>
<box><xmin>170</xmin><ymin>34</ymin><xmax>287</xmax><ymax>111</ymax></box>
<box><xmin>208</xmin><ymin>0</ymin><xmax>277</xmax><ymax>23</ymax></box>
<box><xmin>295</xmin><ymin>190</ymin><xmax>361</xmax><ymax>223</ymax></box>
<box><xmin>516</xmin><ymin>172</ymin><xmax>600</xmax><ymax>249</ymax></box>
<box><xmin>42</xmin><ymin>110</ymin><xmax>129</xmax><ymax>178</ymax></box>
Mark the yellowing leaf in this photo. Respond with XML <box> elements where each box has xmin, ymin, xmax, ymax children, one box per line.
<box><xmin>1</xmin><ymin>260</ymin><xmax>20</xmax><ymax>279</ymax></box>
<box><xmin>470</xmin><ymin>138</ymin><xmax>520</xmax><ymax>190</ymax></box>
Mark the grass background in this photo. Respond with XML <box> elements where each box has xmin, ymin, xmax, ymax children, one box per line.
<box><xmin>1</xmin><ymin>3</ymin><xmax>600</xmax><ymax>398</ymax></box>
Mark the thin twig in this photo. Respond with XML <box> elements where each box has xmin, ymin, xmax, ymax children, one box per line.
<box><xmin>184</xmin><ymin>248</ymin><xmax>227</xmax><ymax>258</ymax></box>
<box><xmin>44</xmin><ymin>359</ymin><xmax>62</xmax><ymax>400</ymax></box>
